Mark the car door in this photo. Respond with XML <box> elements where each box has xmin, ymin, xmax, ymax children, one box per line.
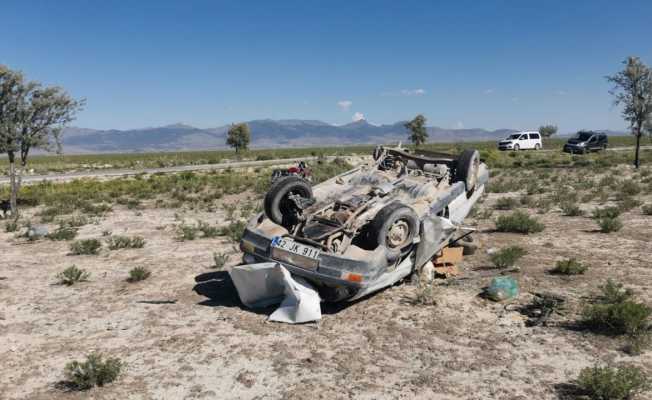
<box><xmin>529</xmin><ymin>133</ymin><xmax>540</xmax><ymax>149</ymax></box>
<box><xmin>519</xmin><ymin>134</ymin><xmax>530</xmax><ymax>149</ymax></box>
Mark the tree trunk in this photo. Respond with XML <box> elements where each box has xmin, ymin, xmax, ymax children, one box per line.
<box><xmin>8</xmin><ymin>152</ymin><xmax>19</xmax><ymax>217</ymax></box>
<box><xmin>634</xmin><ymin>130</ymin><xmax>641</xmax><ymax>169</ymax></box>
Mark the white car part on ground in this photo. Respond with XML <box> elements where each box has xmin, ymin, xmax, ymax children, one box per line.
<box><xmin>229</xmin><ymin>262</ymin><xmax>322</xmax><ymax>324</ymax></box>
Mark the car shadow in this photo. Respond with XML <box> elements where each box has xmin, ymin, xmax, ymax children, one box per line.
<box><xmin>193</xmin><ymin>271</ymin><xmax>274</xmax><ymax>315</ymax></box>
<box><xmin>193</xmin><ymin>270</ymin><xmax>376</xmax><ymax>316</ymax></box>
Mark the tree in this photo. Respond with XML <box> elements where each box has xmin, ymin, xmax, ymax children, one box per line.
<box><xmin>606</xmin><ymin>56</ymin><xmax>652</xmax><ymax>169</ymax></box>
<box><xmin>404</xmin><ymin>114</ymin><xmax>428</xmax><ymax>147</ymax></box>
<box><xmin>538</xmin><ymin>124</ymin><xmax>558</xmax><ymax>138</ymax></box>
<box><xmin>0</xmin><ymin>65</ymin><xmax>83</xmax><ymax>216</ymax></box>
<box><xmin>226</xmin><ymin>122</ymin><xmax>251</xmax><ymax>153</ymax></box>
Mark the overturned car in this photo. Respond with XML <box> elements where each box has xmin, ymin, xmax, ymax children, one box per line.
<box><xmin>240</xmin><ymin>146</ymin><xmax>489</xmax><ymax>301</ymax></box>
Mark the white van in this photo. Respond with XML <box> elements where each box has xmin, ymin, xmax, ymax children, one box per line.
<box><xmin>497</xmin><ymin>131</ymin><xmax>542</xmax><ymax>151</ymax></box>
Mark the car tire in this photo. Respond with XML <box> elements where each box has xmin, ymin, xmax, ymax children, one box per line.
<box><xmin>513</xmin><ymin>144</ymin><xmax>520</xmax><ymax>151</ymax></box>
<box><xmin>264</xmin><ymin>176</ymin><xmax>313</xmax><ymax>227</ymax></box>
<box><xmin>454</xmin><ymin>149</ymin><xmax>480</xmax><ymax>194</ymax></box>
<box><xmin>369</xmin><ymin>202</ymin><xmax>419</xmax><ymax>260</ymax></box>
<box><xmin>534</xmin><ymin>143</ymin><xmax>541</xmax><ymax>150</ymax></box>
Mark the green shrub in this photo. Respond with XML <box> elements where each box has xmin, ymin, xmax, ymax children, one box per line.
<box><xmin>56</xmin><ymin>265</ymin><xmax>90</xmax><ymax>285</ymax></box>
<box><xmin>176</xmin><ymin>223</ymin><xmax>199</xmax><ymax>241</ymax></box>
<box><xmin>198</xmin><ymin>221</ymin><xmax>221</xmax><ymax>238</ymax></box>
<box><xmin>127</xmin><ymin>266</ymin><xmax>151</xmax><ymax>282</ymax></box>
<box><xmin>582</xmin><ymin>280</ymin><xmax>651</xmax><ymax>337</ymax></box>
<box><xmin>5</xmin><ymin>220</ymin><xmax>18</xmax><ymax>232</ymax></box>
<box><xmin>494</xmin><ymin>197</ymin><xmax>518</xmax><ymax>210</ymax></box>
<box><xmin>592</xmin><ymin>206</ymin><xmax>621</xmax><ymax>219</ymax></box>
<box><xmin>60</xmin><ymin>215</ymin><xmax>90</xmax><ymax>227</ymax></box>
<box><xmin>550</xmin><ymin>258</ymin><xmax>588</xmax><ymax>275</ymax></box>
<box><xmin>219</xmin><ymin>220</ymin><xmax>246</xmax><ymax>243</ymax></box>
<box><xmin>490</xmin><ymin>246</ymin><xmax>527</xmax><ymax>269</ymax></box>
<box><xmin>70</xmin><ymin>239</ymin><xmax>102</xmax><ymax>255</ymax></box>
<box><xmin>413</xmin><ymin>282</ymin><xmax>437</xmax><ymax>306</ymax></box>
<box><xmin>107</xmin><ymin>235</ymin><xmax>146</xmax><ymax>250</ymax></box>
<box><xmin>576</xmin><ymin>364</ymin><xmax>650</xmax><ymax>400</ymax></box>
<box><xmin>598</xmin><ymin>217</ymin><xmax>623</xmax><ymax>233</ymax></box>
<box><xmin>561</xmin><ymin>201</ymin><xmax>583</xmax><ymax>216</ymax></box>
<box><xmin>618</xmin><ymin>196</ymin><xmax>642</xmax><ymax>212</ymax></box>
<box><xmin>495</xmin><ymin>211</ymin><xmax>544</xmax><ymax>234</ymax></box>
<box><xmin>212</xmin><ymin>252</ymin><xmax>228</xmax><ymax>269</ymax></box>
<box><xmin>47</xmin><ymin>226</ymin><xmax>78</xmax><ymax>241</ymax></box>
<box><xmin>621</xmin><ymin>180</ymin><xmax>642</xmax><ymax>196</ymax></box>
<box><xmin>64</xmin><ymin>353</ymin><xmax>123</xmax><ymax>390</ymax></box>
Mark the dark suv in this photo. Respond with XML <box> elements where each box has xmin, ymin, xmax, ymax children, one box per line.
<box><xmin>563</xmin><ymin>131</ymin><xmax>608</xmax><ymax>154</ymax></box>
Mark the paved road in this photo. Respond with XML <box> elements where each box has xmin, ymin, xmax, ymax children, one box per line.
<box><xmin>0</xmin><ymin>156</ymin><xmax>334</xmax><ymax>185</ymax></box>
<box><xmin>1</xmin><ymin>145</ymin><xmax>650</xmax><ymax>185</ymax></box>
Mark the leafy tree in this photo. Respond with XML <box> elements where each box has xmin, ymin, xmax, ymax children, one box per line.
<box><xmin>404</xmin><ymin>114</ymin><xmax>428</xmax><ymax>147</ymax></box>
<box><xmin>607</xmin><ymin>56</ymin><xmax>652</xmax><ymax>169</ymax></box>
<box><xmin>538</xmin><ymin>124</ymin><xmax>558</xmax><ymax>138</ymax></box>
<box><xmin>0</xmin><ymin>65</ymin><xmax>83</xmax><ymax>215</ymax></box>
<box><xmin>226</xmin><ymin>122</ymin><xmax>251</xmax><ymax>153</ymax></box>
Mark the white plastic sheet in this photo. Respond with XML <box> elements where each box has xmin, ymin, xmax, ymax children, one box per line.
<box><xmin>229</xmin><ymin>262</ymin><xmax>322</xmax><ymax>324</ymax></box>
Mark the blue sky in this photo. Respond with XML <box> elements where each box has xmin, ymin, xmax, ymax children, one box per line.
<box><xmin>2</xmin><ymin>0</ymin><xmax>651</xmax><ymax>132</ymax></box>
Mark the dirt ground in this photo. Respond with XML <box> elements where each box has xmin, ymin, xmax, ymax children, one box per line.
<box><xmin>1</xmin><ymin>179</ymin><xmax>652</xmax><ymax>399</ymax></box>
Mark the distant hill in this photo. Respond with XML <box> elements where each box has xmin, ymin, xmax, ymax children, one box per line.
<box><xmin>60</xmin><ymin>119</ymin><xmax>628</xmax><ymax>153</ymax></box>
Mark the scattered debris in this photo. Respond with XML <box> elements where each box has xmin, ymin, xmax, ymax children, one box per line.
<box><xmin>136</xmin><ymin>300</ymin><xmax>177</xmax><ymax>304</ymax></box>
<box><xmin>518</xmin><ymin>292</ymin><xmax>567</xmax><ymax>327</ymax></box>
<box><xmin>485</xmin><ymin>276</ymin><xmax>519</xmax><ymax>302</ymax></box>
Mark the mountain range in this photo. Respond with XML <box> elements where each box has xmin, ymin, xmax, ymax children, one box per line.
<box><xmin>60</xmin><ymin>119</ymin><xmax>624</xmax><ymax>153</ymax></box>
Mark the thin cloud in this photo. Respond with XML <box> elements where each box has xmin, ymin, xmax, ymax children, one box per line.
<box><xmin>455</xmin><ymin>121</ymin><xmax>464</xmax><ymax>129</ymax></box>
<box><xmin>337</xmin><ymin>100</ymin><xmax>352</xmax><ymax>110</ymax></box>
<box><xmin>483</xmin><ymin>88</ymin><xmax>494</xmax><ymax>95</ymax></box>
<box><xmin>556</xmin><ymin>90</ymin><xmax>567</xmax><ymax>96</ymax></box>
<box><xmin>352</xmin><ymin>112</ymin><xmax>365</xmax><ymax>121</ymax></box>
<box><xmin>381</xmin><ymin>88</ymin><xmax>426</xmax><ymax>97</ymax></box>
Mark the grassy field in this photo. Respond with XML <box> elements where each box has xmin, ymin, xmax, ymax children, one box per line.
<box><xmin>0</xmin><ymin>135</ymin><xmax>647</xmax><ymax>174</ymax></box>
<box><xmin>1</xmin><ymin>147</ymin><xmax>652</xmax><ymax>399</ymax></box>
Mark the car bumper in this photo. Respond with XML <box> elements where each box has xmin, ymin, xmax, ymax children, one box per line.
<box><xmin>563</xmin><ymin>145</ymin><xmax>585</xmax><ymax>153</ymax></box>
<box><xmin>240</xmin><ymin>223</ymin><xmax>389</xmax><ymax>291</ymax></box>
<box><xmin>498</xmin><ymin>144</ymin><xmax>513</xmax><ymax>150</ymax></box>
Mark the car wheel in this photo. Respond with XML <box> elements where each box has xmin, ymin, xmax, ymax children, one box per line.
<box><xmin>454</xmin><ymin>149</ymin><xmax>480</xmax><ymax>194</ymax></box>
<box><xmin>513</xmin><ymin>144</ymin><xmax>520</xmax><ymax>151</ymax></box>
<box><xmin>369</xmin><ymin>202</ymin><xmax>419</xmax><ymax>260</ymax></box>
<box><xmin>264</xmin><ymin>176</ymin><xmax>313</xmax><ymax>228</ymax></box>
<box><xmin>534</xmin><ymin>143</ymin><xmax>541</xmax><ymax>150</ymax></box>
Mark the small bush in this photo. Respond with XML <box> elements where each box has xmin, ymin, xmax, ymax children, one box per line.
<box><xmin>576</xmin><ymin>364</ymin><xmax>650</xmax><ymax>400</ymax></box>
<box><xmin>107</xmin><ymin>235</ymin><xmax>146</xmax><ymax>250</ymax></box>
<box><xmin>219</xmin><ymin>220</ymin><xmax>246</xmax><ymax>243</ymax></box>
<box><xmin>56</xmin><ymin>265</ymin><xmax>90</xmax><ymax>285</ymax></box>
<box><xmin>47</xmin><ymin>226</ymin><xmax>78</xmax><ymax>241</ymax></box>
<box><xmin>582</xmin><ymin>280</ymin><xmax>651</xmax><ymax>337</ymax></box>
<box><xmin>5</xmin><ymin>220</ymin><xmax>19</xmax><ymax>232</ymax></box>
<box><xmin>618</xmin><ymin>196</ymin><xmax>642</xmax><ymax>212</ymax></box>
<box><xmin>561</xmin><ymin>201</ymin><xmax>583</xmax><ymax>216</ymax></box>
<box><xmin>550</xmin><ymin>258</ymin><xmax>588</xmax><ymax>275</ymax></box>
<box><xmin>176</xmin><ymin>223</ymin><xmax>199</xmax><ymax>241</ymax></box>
<box><xmin>212</xmin><ymin>252</ymin><xmax>228</xmax><ymax>269</ymax></box>
<box><xmin>598</xmin><ymin>217</ymin><xmax>623</xmax><ymax>233</ymax></box>
<box><xmin>413</xmin><ymin>282</ymin><xmax>437</xmax><ymax>306</ymax></box>
<box><xmin>127</xmin><ymin>266</ymin><xmax>151</xmax><ymax>282</ymax></box>
<box><xmin>60</xmin><ymin>215</ymin><xmax>90</xmax><ymax>227</ymax></box>
<box><xmin>70</xmin><ymin>239</ymin><xmax>102</xmax><ymax>255</ymax></box>
<box><xmin>494</xmin><ymin>197</ymin><xmax>518</xmax><ymax>210</ymax></box>
<box><xmin>198</xmin><ymin>221</ymin><xmax>221</xmax><ymax>238</ymax></box>
<box><xmin>490</xmin><ymin>246</ymin><xmax>527</xmax><ymax>269</ymax></box>
<box><xmin>592</xmin><ymin>206</ymin><xmax>621</xmax><ymax>220</ymax></box>
<box><xmin>495</xmin><ymin>211</ymin><xmax>544</xmax><ymax>234</ymax></box>
<box><xmin>621</xmin><ymin>180</ymin><xmax>642</xmax><ymax>196</ymax></box>
<box><xmin>63</xmin><ymin>353</ymin><xmax>123</xmax><ymax>390</ymax></box>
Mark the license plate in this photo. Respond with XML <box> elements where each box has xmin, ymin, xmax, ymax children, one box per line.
<box><xmin>270</xmin><ymin>237</ymin><xmax>320</xmax><ymax>270</ymax></box>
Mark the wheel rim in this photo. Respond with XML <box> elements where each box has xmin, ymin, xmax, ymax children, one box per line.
<box><xmin>386</xmin><ymin>220</ymin><xmax>410</xmax><ymax>248</ymax></box>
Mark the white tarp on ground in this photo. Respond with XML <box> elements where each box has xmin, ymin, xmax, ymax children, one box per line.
<box><xmin>229</xmin><ymin>262</ymin><xmax>322</xmax><ymax>324</ymax></box>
